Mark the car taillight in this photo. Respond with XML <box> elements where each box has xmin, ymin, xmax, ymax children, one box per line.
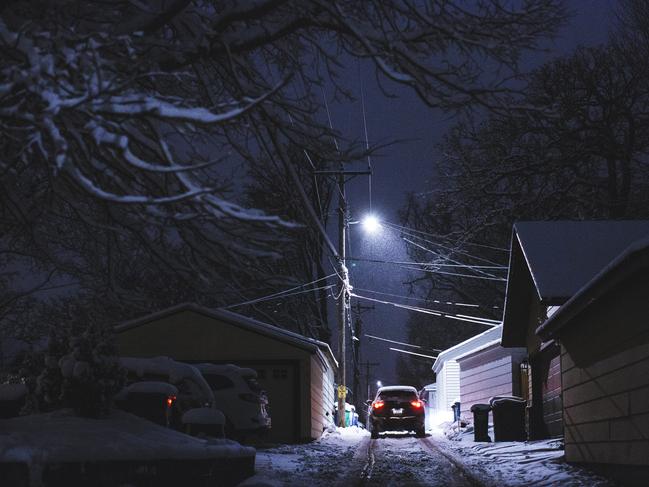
<box><xmin>166</xmin><ymin>395</ymin><xmax>176</xmax><ymax>408</ymax></box>
<box><xmin>410</xmin><ymin>400</ymin><xmax>423</xmax><ymax>409</ymax></box>
<box><xmin>372</xmin><ymin>400</ymin><xmax>385</xmax><ymax>410</ymax></box>
<box><xmin>239</xmin><ymin>393</ymin><xmax>259</xmax><ymax>403</ymax></box>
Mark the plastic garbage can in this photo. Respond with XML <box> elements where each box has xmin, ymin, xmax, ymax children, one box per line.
<box><xmin>489</xmin><ymin>396</ymin><xmax>526</xmax><ymax>441</ymax></box>
<box><xmin>470</xmin><ymin>403</ymin><xmax>491</xmax><ymax>442</ymax></box>
<box><xmin>451</xmin><ymin>401</ymin><xmax>461</xmax><ymax>422</ymax></box>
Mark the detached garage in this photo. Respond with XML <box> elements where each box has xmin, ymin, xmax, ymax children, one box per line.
<box><xmin>114</xmin><ymin>303</ymin><xmax>337</xmax><ymax>443</ymax></box>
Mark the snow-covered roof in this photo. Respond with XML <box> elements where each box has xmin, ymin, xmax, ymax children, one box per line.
<box><xmin>453</xmin><ymin>338</ymin><xmax>502</xmax><ymax>362</ymax></box>
<box><xmin>432</xmin><ymin>326</ymin><xmax>502</xmax><ymax>374</ymax></box>
<box><xmin>115</xmin><ymin>303</ymin><xmax>337</xmax><ymax>369</ymax></box>
<box><xmin>502</xmin><ymin>221</ymin><xmax>649</xmax><ymax>347</ymax></box>
<box><xmin>513</xmin><ymin>221</ymin><xmax>649</xmax><ymax>301</ymax></box>
<box><xmin>538</xmin><ymin>236</ymin><xmax>649</xmax><ymax>339</ymax></box>
<box><xmin>194</xmin><ymin>363</ymin><xmax>257</xmax><ymax>378</ymax></box>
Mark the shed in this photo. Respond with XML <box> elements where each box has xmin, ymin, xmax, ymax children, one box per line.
<box><xmin>432</xmin><ymin>326</ymin><xmax>503</xmax><ymax>417</ymax></box>
<box><xmin>501</xmin><ymin>220</ymin><xmax>649</xmax><ymax>439</ymax></box>
<box><xmin>114</xmin><ymin>303</ymin><xmax>337</xmax><ymax>443</ymax></box>
<box><xmin>537</xmin><ymin>238</ymin><xmax>649</xmax><ymax>481</ymax></box>
<box><xmin>455</xmin><ymin>335</ymin><xmax>526</xmax><ymax>420</ymax></box>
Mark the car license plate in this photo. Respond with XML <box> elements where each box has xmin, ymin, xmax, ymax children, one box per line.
<box><xmin>392</xmin><ymin>408</ymin><xmax>403</xmax><ymax>415</ymax></box>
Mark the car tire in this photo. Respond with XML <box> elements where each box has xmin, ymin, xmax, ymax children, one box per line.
<box><xmin>371</xmin><ymin>428</ymin><xmax>379</xmax><ymax>439</ymax></box>
<box><xmin>415</xmin><ymin>427</ymin><xmax>425</xmax><ymax>438</ymax></box>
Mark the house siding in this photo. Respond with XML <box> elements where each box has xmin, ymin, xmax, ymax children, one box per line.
<box><xmin>458</xmin><ymin>344</ymin><xmax>526</xmax><ymax>419</ymax></box>
<box><xmin>559</xmin><ymin>273</ymin><xmax>649</xmax><ymax>466</ymax></box>
<box><xmin>437</xmin><ymin>361</ymin><xmax>460</xmax><ymax>411</ymax></box>
<box><xmin>310</xmin><ymin>354</ymin><xmax>335</xmax><ymax>438</ymax></box>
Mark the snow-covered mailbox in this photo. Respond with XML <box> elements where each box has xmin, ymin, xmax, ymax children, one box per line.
<box><xmin>115</xmin><ymin>303</ymin><xmax>337</xmax><ymax>443</ymax></box>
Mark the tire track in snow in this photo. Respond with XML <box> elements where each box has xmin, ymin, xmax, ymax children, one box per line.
<box><xmin>418</xmin><ymin>436</ymin><xmax>486</xmax><ymax>487</ymax></box>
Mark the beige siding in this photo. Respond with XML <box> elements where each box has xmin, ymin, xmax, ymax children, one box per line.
<box><xmin>460</xmin><ymin>356</ymin><xmax>513</xmax><ymax>418</ymax></box>
<box><xmin>309</xmin><ymin>354</ymin><xmax>335</xmax><ymax>438</ymax></box>
<box><xmin>559</xmin><ymin>275</ymin><xmax>649</xmax><ymax>466</ymax></box>
<box><xmin>436</xmin><ymin>361</ymin><xmax>460</xmax><ymax>411</ymax></box>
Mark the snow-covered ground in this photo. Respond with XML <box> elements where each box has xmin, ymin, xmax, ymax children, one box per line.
<box><xmin>239</xmin><ymin>423</ymin><xmax>617</xmax><ymax>487</ymax></box>
<box><xmin>434</xmin><ymin>421</ymin><xmax>614</xmax><ymax>487</ymax></box>
<box><xmin>239</xmin><ymin>426</ymin><xmax>368</xmax><ymax>486</ymax></box>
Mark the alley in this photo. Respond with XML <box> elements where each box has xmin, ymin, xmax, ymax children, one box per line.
<box><xmin>354</xmin><ymin>434</ymin><xmax>480</xmax><ymax>487</ymax></box>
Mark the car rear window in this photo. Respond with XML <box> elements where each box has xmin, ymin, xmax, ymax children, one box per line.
<box><xmin>378</xmin><ymin>390</ymin><xmax>417</xmax><ymax>400</ymax></box>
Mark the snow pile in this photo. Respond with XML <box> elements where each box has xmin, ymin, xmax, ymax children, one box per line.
<box><xmin>125</xmin><ymin>381</ymin><xmax>178</xmax><ymax>396</ymax></box>
<box><xmin>432</xmin><ymin>430</ymin><xmax>614</xmax><ymax>486</ymax></box>
<box><xmin>240</xmin><ymin>426</ymin><xmax>369</xmax><ymax>486</ymax></box>
<box><xmin>0</xmin><ymin>408</ymin><xmax>254</xmax><ymax>466</ymax></box>
<box><xmin>182</xmin><ymin>407</ymin><xmax>225</xmax><ymax>426</ymax></box>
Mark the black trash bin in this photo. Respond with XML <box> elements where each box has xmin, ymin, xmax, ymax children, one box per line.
<box><xmin>489</xmin><ymin>396</ymin><xmax>526</xmax><ymax>441</ymax></box>
<box><xmin>470</xmin><ymin>403</ymin><xmax>491</xmax><ymax>442</ymax></box>
<box><xmin>451</xmin><ymin>401</ymin><xmax>461</xmax><ymax>422</ymax></box>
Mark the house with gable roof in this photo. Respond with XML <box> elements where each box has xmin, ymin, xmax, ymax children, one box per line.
<box><xmin>501</xmin><ymin>220</ymin><xmax>649</xmax><ymax>440</ymax></box>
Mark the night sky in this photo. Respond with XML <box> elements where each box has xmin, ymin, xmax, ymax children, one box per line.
<box><xmin>330</xmin><ymin>0</ymin><xmax>614</xmax><ymax>389</ymax></box>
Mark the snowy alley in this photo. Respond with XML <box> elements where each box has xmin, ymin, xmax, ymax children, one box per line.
<box><xmin>240</xmin><ymin>426</ymin><xmax>613</xmax><ymax>487</ymax></box>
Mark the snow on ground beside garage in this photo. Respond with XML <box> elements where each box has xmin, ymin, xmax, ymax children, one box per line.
<box><xmin>239</xmin><ymin>426</ymin><xmax>368</xmax><ymax>487</ymax></box>
<box><xmin>0</xmin><ymin>408</ymin><xmax>254</xmax><ymax>468</ymax></box>
<box><xmin>433</xmin><ymin>422</ymin><xmax>614</xmax><ymax>486</ymax></box>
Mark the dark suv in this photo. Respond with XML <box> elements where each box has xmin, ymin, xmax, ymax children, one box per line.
<box><xmin>369</xmin><ymin>385</ymin><xmax>425</xmax><ymax>439</ymax></box>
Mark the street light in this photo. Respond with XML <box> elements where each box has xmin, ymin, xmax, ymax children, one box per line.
<box><xmin>362</xmin><ymin>214</ymin><xmax>381</xmax><ymax>234</ymax></box>
<box><xmin>376</xmin><ymin>380</ymin><xmax>383</xmax><ymax>388</ymax></box>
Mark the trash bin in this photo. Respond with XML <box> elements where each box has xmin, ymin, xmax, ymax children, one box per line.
<box><xmin>470</xmin><ymin>403</ymin><xmax>491</xmax><ymax>442</ymax></box>
<box><xmin>451</xmin><ymin>401</ymin><xmax>461</xmax><ymax>422</ymax></box>
<box><xmin>489</xmin><ymin>396</ymin><xmax>526</xmax><ymax>441</ymax></box>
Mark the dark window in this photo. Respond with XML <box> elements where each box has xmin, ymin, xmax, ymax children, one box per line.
<box><xmin>204</xmin><ymin>374</ymin><xmax>234</xmax><ymax>390</ymax></box>
<box><xmin>378</xmin><ymin>390</ymin><xmax>417</xmax><ymax>401</ymax></box>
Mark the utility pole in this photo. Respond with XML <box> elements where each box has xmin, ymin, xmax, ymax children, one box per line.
<box><xmin>336</xmin><ymin>168</ymin><xmax>348</xmax><ymax>427</ymax></box>
<box><xmin>360</xmin><ymin>360</ymin><xmax>379</xmax><ymax>424</ymax></box>
<box><xmin>352</xmin><ymin>303</ymin><xmax>374</xmax><ymax>410</ymax></box>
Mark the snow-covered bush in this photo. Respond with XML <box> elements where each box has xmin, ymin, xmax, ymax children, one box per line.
<box><xmin>24</xmin><ymin>321</ymin><xmax>125</xmax><ymax>417</ymax></box>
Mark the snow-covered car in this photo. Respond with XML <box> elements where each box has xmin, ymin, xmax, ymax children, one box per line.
<box><xmin>369</xmin><ymin>385</ymin><xmax>425</xmax><ymax>439</ymax></box>
<box><xmin>117</xmin><ymin>356</ymin><xmax>216</xmax><ymax>430</ymax></box>
<box><xmin>194</xmin><ymin>363</ymin><xmax>271</xmax><ymax>439</ymax></box>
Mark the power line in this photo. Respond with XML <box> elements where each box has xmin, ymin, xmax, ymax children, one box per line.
<box><xmin>397</xmin><ymin>260</ymin><xmax>508</xmax><ymax>282</ymax></box>
<box><xmin>365</xmin><ymin>334</ymin><xmax>442</xmax><ymax>352</ymax></box>
<box><xmin>347</xmin><ymin>257</ymin><xmax>507</xmax><ymax>270</ymax></box>
<box><xmin>350</xmin><ymin>293</ymin><xmax>501</xmax><ymax>327</ymax></box>
<box><xmin>222</xmin><ymin>274</ymin><xmax>336</xmax><ymax>309</ymax></box>
<box><xmin>387</xmin><ymin>223</ymin><xmax>506</xmax><ymax>269</ymax></box>
<box><xmin>389</xmin><ymin>347</ymin><xmax>438</xmax><ymax>360</ymax></box>
<box><xmin>384</xmin><ymin>221</ymin><xmax>511</xmax><ymax>253</ymax></box>
<box><xmin>353</xmin><ymin>287</ymin><xmax>486</xmax><ymax>309</ymax></box>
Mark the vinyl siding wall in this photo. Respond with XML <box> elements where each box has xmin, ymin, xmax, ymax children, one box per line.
<box><xmin>458</xmin><ymin>344</ymin><xmax>526</xmax><ymax>419</ymax></box>
<box><xmin>309</xmin><ymin>354</ymin><xmax>335</xmax><ymax>439</ymax></box>
<box><xmin>436</xmin><ymin>361</ymin><xmax>460</xmax><ymax>411</ymax></box>
<box><xmin>559</xmin><ymin>274</ymin><xmax>649</xmax><ymax>466</ymax></box>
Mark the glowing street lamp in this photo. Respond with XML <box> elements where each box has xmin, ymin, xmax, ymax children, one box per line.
<box><xmin>376</xmin><ymin>380</ymin><xmax>383</xmax><ymax>388</ymax></box>
<box><xmin>362</xmin><ymin>214</ymin><xmax>381</xmax><ymax>234</ymax></box>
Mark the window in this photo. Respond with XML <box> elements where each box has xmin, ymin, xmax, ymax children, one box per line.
<box><xmin>204</xmin><ymin>374</ymin><xmax>234</xmax><ymax>390</ymax></box>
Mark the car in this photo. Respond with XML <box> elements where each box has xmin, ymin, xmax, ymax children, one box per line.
<box><xmin>116</xmin><ymin>356</ymin><xmax>217</xmax><ymax>431</ymax></box>
<box><xmin>368</xmin><ymin>385</ymin><xmax>425</xmax><ymax>439</ymax></box>
<box><xmin>194</xmin><ymin>363</ymin><xmax>271</xmax><ymax>440</ymax></box>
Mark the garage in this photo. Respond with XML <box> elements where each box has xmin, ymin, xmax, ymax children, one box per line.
<box><xmin>114</xmin><ymin>303</ymin><xmax>337</xmax><ymax>443</ymax></box>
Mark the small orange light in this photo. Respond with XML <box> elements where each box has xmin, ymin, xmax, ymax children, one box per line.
<box><xmin>166</xmin><ymin>395</ymin><xmax>176</xmax><ymax>407</ymax></box>
<box><xmin>372</xmin><ymin>400</ymin><xmax>385</xmax><ymax>409</ymax></box>
<box><xmin>410</xmin><ymin>400</ymin><xmax>423</xmax><ymax>409</ymax></box>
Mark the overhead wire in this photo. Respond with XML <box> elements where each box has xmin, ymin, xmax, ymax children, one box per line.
<box><xmin>222</xmin><ymin>274</ymin><xmax>337</xmax><ymax>309</ymax></box>
<box><xmin>350</xmin><ymin>292</ymin><xmax>501</xmax><ymax>327</ymax></box>
<box><xmin>365</xmin><ymin>333</ymin><xmax>442</xmax><ymax>352</ymax></box>
<box><xmin>385</xmin><ymin>222</ymin><xmax>506</xmax><ymax>269</ymax></box>
<box><xmin>384</xmin><ymin>221</ymin><xmax>511</xmax><ymax>253</ymax></box>
<box><xmin>389</xmin><ymin>347</ymin><xmax>438</xmax><ymax>360</ymax></box>
<box><xmin>353</xmin><ymin>287</ymin><xmax>486</xmax><ymax>309</ymax></box>
<box><xmin>347</xmin><ymin>257</ymin><xmax>506</xmax><ymax>270</ymax></box>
